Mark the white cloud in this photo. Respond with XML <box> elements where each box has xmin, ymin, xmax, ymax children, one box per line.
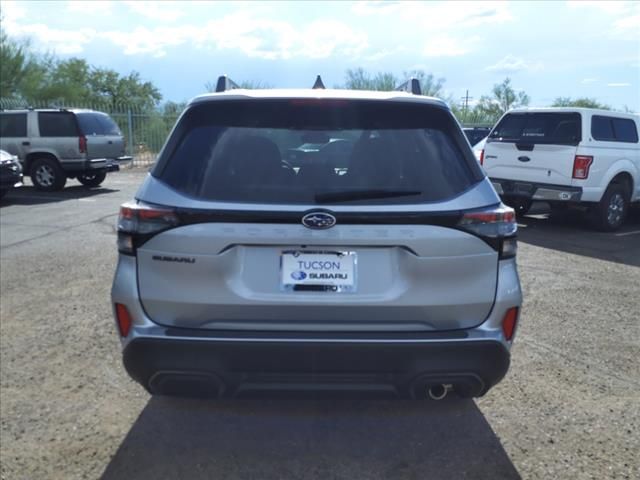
<box><xmin>567</xmin><ymin>1</ymin><xmax>640</xmax><ymax>35</ymax></box>
<box><xmin>123</xmin><ymin>1</ymin><xmax>185</xmax><ymax>22</ymax></box>
<box><xmin>485</xmin><ymin>55</ymin><xmax>544</xmax><ymax>73</ymax></box>
<box><xmin>97</xmin><ymin>12</ymin><xmax>367</xmax><ymax>60</ymax></box>
<box><xmin>8</xmin><ymin>23</ymin><xmax>97</xmax><ymax>54</ymax></box>
<box><xmin>423</xmin><ymin>36</ymin><xmax>476</xmax><ymax>57</ymax></box>
<box><xmin>351</xmin><ymin>1</ymin><xmax>403</xmax><ymax>16</ymax></box>
<box><xmin>66</xmin><ymin>1</ymin><xmax>113</xmax><ymax>15</ymax></box>
<box><xmin>607</xmin><ymin>83</ymin><xmax>631</xmax><ymax>87</ymax></box>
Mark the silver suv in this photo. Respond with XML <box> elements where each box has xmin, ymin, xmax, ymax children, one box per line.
<box><xmin>111</xmin><ymin>77</ymin><xmax>523</xmax><ymax>400</ymax></box>
<box><xmin>0</xmin><ymin>109</ymin><xmax>132</xmax><ymax>191</ymax></box>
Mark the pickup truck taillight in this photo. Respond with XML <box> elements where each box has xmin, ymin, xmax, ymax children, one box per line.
<box><xmin>117</xmin><ymin>202</ymin><xmax>180</xmax><ymax>255</ymax></box>
<box><xmin>79</xmin><ymin>135</ymin><xmax>87</xmax><ymax>154</ymax></box>
<box><xmin>479</xmin><ymin>149</ymin><xmax>485</xmax><ymax>165</ymax></box>
<box><xmin>572</xmin><ymin>155</ymin><xmax>593</xmax><ymax>179</ymax></box>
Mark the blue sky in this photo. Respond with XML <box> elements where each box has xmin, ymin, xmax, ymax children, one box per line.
<box><xmin>3</xmin><ymin>0</ymin><xmax>639</xmax><ymax>110</ymax></box>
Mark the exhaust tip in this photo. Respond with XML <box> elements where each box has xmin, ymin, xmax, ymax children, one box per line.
<box><xmin>428</xmin><ymin>384</ymin><xmax>448</xmax><ymax>401</ymax></box>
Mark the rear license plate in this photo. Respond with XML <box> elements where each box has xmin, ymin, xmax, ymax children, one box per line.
<box><xmin>281</xmin><ymin>251</ymin><xmax>356</xmax><ymax>292</ymax></box>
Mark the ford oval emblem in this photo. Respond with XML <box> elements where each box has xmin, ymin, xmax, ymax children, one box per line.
<box><xmin>302</xmin><ymin>212</ymin><xmax>337</xmax><ymax>229</ymax></box>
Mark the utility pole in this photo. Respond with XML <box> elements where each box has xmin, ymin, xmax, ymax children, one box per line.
<box><xmin>460</xmin><ymin>90</ymin><xmax>473</xmax><ymax>122</ymax></box>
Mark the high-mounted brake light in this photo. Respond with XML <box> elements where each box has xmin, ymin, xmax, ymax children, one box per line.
<box><xmin>572</xmin><ymin>155</ymin><xmax>593</xmax><ymax>179</ymax></box>
<box><xmin>117</xmin><ymin>202</ymin><xmax>179</xmax><ymax>255</ymax></box>
<box><xmin>458</xmin><ymin>205</ymin><xmax>517</xmax><ymax>258</ymax></box>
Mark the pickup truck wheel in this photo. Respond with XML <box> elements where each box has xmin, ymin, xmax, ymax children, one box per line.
<box><xmin>591</xmin><ymin>183</ymin><xmax>628</xmax><ymax>232</ymax></box>
<box><xmin>78</xmin><ymin>171</ymin><xmax>107</xmax><ymax>188</ymax></box>
<box><xmin>30</xmin><ymin>158</ymin><xmax>67</xmax><ymax>191</ymax></box>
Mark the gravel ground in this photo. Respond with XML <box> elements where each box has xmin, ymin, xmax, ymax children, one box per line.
<box><xmin>1</xmin><ymin>171</ymin><xmax>639</xmax><ymax>480</ymax></box>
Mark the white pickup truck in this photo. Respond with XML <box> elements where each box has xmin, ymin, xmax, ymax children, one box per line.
<box><xmin>481</xmin><ymin>107</ymin><xmax>640</xmax><ymax>231</ymax></box>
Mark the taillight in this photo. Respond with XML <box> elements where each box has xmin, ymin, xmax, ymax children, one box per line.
<box><xmin>115</xmin><ymin>303</ymin><xmax>132</xmax><ymax>337</ymax></box>
<box><xmin>479</xmin><ymin>149</ymin><xmax>485</xmax><ymax>165</ymax></box>
<box><xmin>572</xmin><ymin>155</ymin><xmax>593</xmax><ymax>179</ymax></box>
<box><xmin>458</xmin><ymin>205</ymin><xmax>517</xmax><ymax>259</ymax></box>
<box><xmin>79</xmin><ymin>135</ymin><xmax>87</xmax><ymax>154</ymax></box>
<box><xmin>502</xmin><ymin>307</ymin><xmax>519</xmax><ymax>341</ymax></box>
<box><xmin>117</xmin><ymin>202</ymin><xmax>179</xmax><ymax>255</ymax></box>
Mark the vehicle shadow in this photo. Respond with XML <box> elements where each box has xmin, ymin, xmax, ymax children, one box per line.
<box><xmin>517</xmin><ymin>202</ymin><xmax>640</xmax><ymax>267</ymax></box>
<box><xmin>0</xmin><ymin>184</ymin><xmax>119</xmax><ymax>206</ymax></box>
<box><xmin>100</xmin><ymin>395</ymin><xmax>520</xmax><ymax>480</ymax></box>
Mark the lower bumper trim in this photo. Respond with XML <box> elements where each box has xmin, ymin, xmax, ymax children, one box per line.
<box><xmin>123</xmin><ymin>336</ymin><xmax>510</xmax><ymax>399</ymax></box>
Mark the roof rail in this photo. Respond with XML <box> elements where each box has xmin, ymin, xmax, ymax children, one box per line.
<box><xmin>395</xmin><ymin>78</ymin><xmax>422</xmax><ymax>95</ymax></box>
<box><xmin>312</xmin><ymin>75</ymin><xmax>325</xmax><ymax>89</ymax></box>
<box><xmin>215</xmin><ymin>75</ymin><xmax>240</xmax><ymax>93</ymax></box>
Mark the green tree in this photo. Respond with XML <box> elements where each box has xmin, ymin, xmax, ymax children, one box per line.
<box><xmin>343</xmin><ymin>68</ymin><xmax>398</xmax><ymax>91</ymax></box>
<box><xmin>552</xmin><ymin>97</ymin><xmax>610</xmax><ymax>109</ymax></box>
<box><xmin>204</xmin><ymin>79</ymin><xmax>273</xmax><ymax>92</ymax></box>
<box><xmin>403</xmin><ymin>70</ymin><xmax>445</xmax><ymax>97</ymax></box>
<box><xmin>88</xmin><ymin>70</ymin><xmax>161</xmax><ymax>109</ymax></box>
<box><xmin>0</xmin><ymin>27</ymin><xmax>42</xmax><ymax>99</ymax></box>
<box><xmin>475</xmin><ymin>78</ymin><xmax>530</xmax><ymax>121</ymax></box>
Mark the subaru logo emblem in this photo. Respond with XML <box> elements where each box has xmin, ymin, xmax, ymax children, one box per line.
<box><xmin>302</xmin><ymin>212</ymin><xmax>337</xmax><ymax>229</ymax></box>
<box><xmin>291</xmin><ymin>270</ymin><xmax>307</xmax><ymax>280</ymax></box>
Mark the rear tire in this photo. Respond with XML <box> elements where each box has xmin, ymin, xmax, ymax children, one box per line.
<box><xmin>30</xmin><ymin>158</ymin><xmax>66</xmax><ymax>191</ymax></box>
<box><xmin>590</xmin><ymin>183</ymin><xmax>629</xmax><ymax>232</ymax></box>
<box><xmin>78</xmin><ymin>171</ymin><xmax>107</xmax><ymax>188</ymax></box>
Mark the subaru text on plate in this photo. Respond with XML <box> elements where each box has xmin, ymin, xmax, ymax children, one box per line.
<box><xmin>111</xmin><ymin>76</ymin><xmax>523</xmax><ymax>400</ymax></box>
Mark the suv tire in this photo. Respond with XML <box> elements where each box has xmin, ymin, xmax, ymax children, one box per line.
<box><xmin>31</xmin><ymin>158</ymin><xmax>67</xmax><ymax>191</ymax></box>
<box><xmin>78</xmin><ymin>171</ymin><xmax>107</xmax><ymax>188</ymax></box>
<box><xmin>591</xmin><ymin>183</ymin><xmax>629</xmax><ymax>232</ymax></box>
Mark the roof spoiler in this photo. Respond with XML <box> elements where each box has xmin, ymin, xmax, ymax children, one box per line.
<box><xmin>395</xmin><ymin>78</ymin><xmax>422</xmax><ymax>95</ymax></box>
<box><xmin>215</xmin><ymin>75</ymin><xmax>240</xmax><ymax>93</ymax></box>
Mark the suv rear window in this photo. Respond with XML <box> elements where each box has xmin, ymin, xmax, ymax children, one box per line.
<box><xmin>488</xmin><ymin>112</ymin><xmax>581</xmax><ymax>145</ymax></box>
<box><xmin>38</xmin><ymin>112</ymin><xmax>78</xmax><ymax>137</ymax></box>
<box><xmin>154</xmin><ymin>100</ymin><xmax>481</xmax><ymax>205</ymax></box>
<box><xmin>0</xmin><ymin>113</ymin><xmax>27</xmax><ymax>137</ymax></box>
<box><xmin>76</xmin><ymin>112</ymin><xmax>121</xmax><ymax>136</ymax></box>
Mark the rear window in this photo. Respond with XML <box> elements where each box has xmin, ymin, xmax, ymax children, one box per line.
<box><xmin>38</xmin><ymin>112</ymin><xmax>78</xmax><ymax>137</ymax></box>
<box><xmin>0</xmin><ymin>113</ymin><xmax>27</xmax><ymax>137</ymax></box>
<box><xmin>488</xmin><ymin>112</ymin><xmax>581</xmax><ymax>145</ymax></box>
<box><xmin>154</xmin><ymin>100</ymin><xmax>481</xmax><ymax>205</ymax></box>
<box><xmin>76</xmin><ymin>113</ymin><xmax>121</xmax><ymax>136</ymax></box>
<box><xmin>592</xmin><ymin>115</ymin><xmax>638</xmax><ymax>143</ymax></box>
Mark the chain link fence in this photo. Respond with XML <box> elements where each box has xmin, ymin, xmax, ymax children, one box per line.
<box><xmin>0</xmin><ymin>98</ymin><xmax>182</xmax><ymax>168</ymax></box>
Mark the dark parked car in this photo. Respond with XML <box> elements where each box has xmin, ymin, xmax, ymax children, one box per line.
<box><xmin>463</xmin><ymin>127</ymin><xmax>491</xmax><ymax>147</ymax></box>
<box><xmin>0</xmin><ymin>149</ymin><xmax>23</xmax><ymax>199</ymax></box>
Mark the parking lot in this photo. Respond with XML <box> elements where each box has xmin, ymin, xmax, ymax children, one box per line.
<box><xmin>1</xmin><ymin>170</ymin><xmax>638</xmax><ymax>480</ymax></box>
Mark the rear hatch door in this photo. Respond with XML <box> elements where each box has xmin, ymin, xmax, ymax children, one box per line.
<box><xmin>76</xmin><ymin>112</ymin><xmax>125</xmax><ymax>159</ymax></box>
<box><xmin>134</xmin><ymin>99</ymin><xmax>501</xmax><ymax>332</ymax></box>
<box><xmin>483</xmin><ymin>112</ymin><xmax>581</xmax><ymax>185</ymax></box>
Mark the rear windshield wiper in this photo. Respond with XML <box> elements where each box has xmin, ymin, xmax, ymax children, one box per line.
<box><xmin>314</xmin><ymin>189</ymin><xmax>422</xmax><ymax>203</ymax></box>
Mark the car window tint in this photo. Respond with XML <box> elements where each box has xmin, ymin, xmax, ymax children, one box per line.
<box><xmin>612</xmin><ymin>118</ymin><xmax>638</xmax><ymax>143</ymax></box>
<box><xmin>0</xmin><ymin>114</ymin><xmax>27</xmax><ymax>137</ymax></box>
<box><xmin>97</xmin><ymin>114</ymin><xmax>121</xmax><ymax>135</ymax></box>
<box><xmin>591</xmin><ymin>116</ymin><xmax>615</xmax><ymax>141</ymax></box>
<box><xmin>76</xmin><ymin>113</ymin><xmax>103</xmax><ymax>135</ymax></box>
<box><xmin>38</xmin><ymin>112</ymin><xmax>78</xmax><ymax>137</ymax></box>
<box><xmin>156</xmin><ymin>100</ymin><xmax>480</xmax><ymax>205</ymax></box>
<box><xmin>489</xmin><ymin>113</ymin><xmax>581</xmax><ymax>145</ymax></box>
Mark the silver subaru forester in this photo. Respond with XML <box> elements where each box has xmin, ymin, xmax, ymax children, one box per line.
<box><xmin>111</xmin><ymin>76</ymin><xmax>522</xmax><ymax>400</ymax></box>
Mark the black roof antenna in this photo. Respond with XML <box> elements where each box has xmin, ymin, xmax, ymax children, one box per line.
<box><xmin>395</xmin><ymin>78</ymin><xmax>422</xmax><ymax>95</ymax></box>
<box><xmin>312</xmin><ymin>75</ymin><xmax>325</xmax><ymax>89</ymax></box>
<box><xmin>215</xmin><ymin>75</ymin><xmax>240</xmax><ymax>93</ymax></box>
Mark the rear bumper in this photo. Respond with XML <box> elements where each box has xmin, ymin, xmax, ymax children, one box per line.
<box><xmin>491</xmin><ymin>177</ymin><xmax>582</xmax><ymax>202</ymax></box>
<box><xmin>123</xmin><ymin>334</ymin><xmax>510</xmax><ymax>398</ymax></box>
